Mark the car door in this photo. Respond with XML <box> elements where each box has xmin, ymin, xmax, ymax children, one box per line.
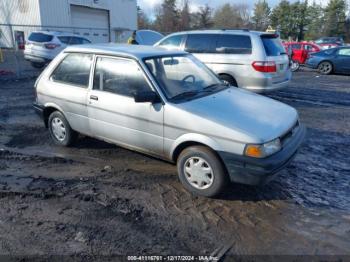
<box><xmin>48</xmin><ymin>53</ymin><xmax>93</xmax><ymax>134</ymax></box>
<box><xmin>302</xmin><ymin>44</ymin><xmax>314</xmax><ymax>63</ymax></box>
<box><xmin>291</xmin><ymin>43</ymin><xmax>303</xmax><ymax>63</ymax></box>
<box><xmin>87</xmin><ymin>56</ymin><xmax>164</xmax><ymax>155</ymax></box>
<box><xmin>334</xmin><ymin>48</ymin><xmax>350</xmax><ymax>73</ymax></box>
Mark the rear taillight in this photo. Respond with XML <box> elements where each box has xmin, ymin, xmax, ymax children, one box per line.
<box><xmin>44</xmin><ymin>43</ymin><xmax>60</xmax><ymax>49</ymax></box>
<box><xmin>252</xmin><ymin>61</ymin><xmax>277</xmax><ymax>73</ymax></box>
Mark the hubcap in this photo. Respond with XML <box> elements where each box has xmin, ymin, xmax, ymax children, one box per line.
<box><xmin>183</xmin><ymin>157</ymin><xmax>214</xmax><ymax>190</ymax></box>
<box><xmin>291</xmin><ymin>61</ymin><xmax>299</xmax><ymax>71</ymax></box>
<box><xmin>320</xmin><ymin>63</ymin><xmax>331</xmax><ymax>73</ymax></box>
<box><xmin>51</xmin><ymin>117</ymin><xmax>66</xmax><ymax>141</ymax></box>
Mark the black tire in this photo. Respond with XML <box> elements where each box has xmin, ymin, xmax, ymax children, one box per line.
<box><xmin>318</xmin><ymin>61</ymin><xmax>333</xmax><ymax>75</ymax></box>
<box><xmin>290</xmin><ymin>60</ymin><xmax>300</xmax><ymax>72</ymax></box>
<box><xmin>177</xmin><ymin>146</ymin><xmax>229</xmax><ymax>197</ymax></box>
<box><xmin>31</xmin><ymin>62</ymin><xmax>45</xmax><ymax>69</ymax></box>
<box><xmin>218</xmin><ymin>74</ymin><xmax>238</xmax><ymax>87</ymax></box>
<box><xmin>48</xmin><ymin>111</ymin><xmax>77</xmax><ymax>146</ymax></box>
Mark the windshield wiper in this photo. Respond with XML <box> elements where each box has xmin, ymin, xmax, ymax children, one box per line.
<box><xmin>170</xmin><ymin>91</ymin><xmax>199</xmax><ymax>101</ymax></box>
<box><xmin>202</xmin><ymin>83</ymin><xmax>228</xmax><ymax>93</ymax></box>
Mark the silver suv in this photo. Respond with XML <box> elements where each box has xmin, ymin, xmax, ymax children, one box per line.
<box><xmin>33</xmin><ymin>44</ymin><xmax>305</xmax><ymax>197</ymax></box>
<box><xmin>24</xmin><ymin>31</ymin><xmax>91</xmax><ymax>68</ymax></box>
<box><xmin>155</xmin><ymin>30</ymin><xmax>291</xmax><ymax>92</ymax></box>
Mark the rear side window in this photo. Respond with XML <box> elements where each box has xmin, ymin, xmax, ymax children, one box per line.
<box><xmin>71</xmin><ymin>37</ymin><xmax>91</xmax><ymax>45</ymax></box>
<box><xmin>304</xmin><ymin>44</ymin><xmax>313</xmax><ymax>51</ymax></box>
<box><xmin>93</xmin><ymin>57</ymin><xmax>151</xmax><ymax>97</ymax></box>
<box><xmin>216</xmin><ymin>35</ymin><xmax>252</xmax><ymax>54</ymax></box>
<box><xmin>261</xmin><ymin>35</ymin><xmax>286</xmax><ymax>56</ymax></box>
<box><xmin>159</xmin><ymin>35</ymin><xmax>184</xmax><ymax>48</ymax></box>
<box><xmin>51</xmin><ymin>53</ymin><xmax>93</xmax><ymax>87</ymax></box>
<box><xmin>28</xmin><ymin>32</ymin><xmax>53</xmax><ymax>43</ymax></box>
<box><xmin>81</xmin><ymin>38</ymin><xmax>91</xmax><ymax>44</ymax></box>
<box><xmin>338</xmin><ymin>48</ymin><xmax>350</xmax><ymax>56</ymax></box>
<box><xmin>185</xmin><ymin>34</ymin><xmax>217</xmax><ymax>53</ymax></box>
<box><xmin>57</xmin><ymin>36</ymin><xmax>70</xmax><ymax>44</ymax></box>
<box><xmin>291</xmin><ymin>44</ymin><xmax>302</xmax><ymax>50</ymax></box>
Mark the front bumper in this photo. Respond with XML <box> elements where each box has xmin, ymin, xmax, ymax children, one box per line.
<box><xmin>218</xmin><ymin>124</ymin><xmax>306</xmax><ymax>185</ymax></box>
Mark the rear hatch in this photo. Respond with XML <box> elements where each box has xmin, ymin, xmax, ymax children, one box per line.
<box><xmin>261</xmin><ymin>34</ymin><xmax>290</xmax><ymax>84</ymax></box>
<box><xmin>25</xmin><ymin>32</ymin><xmax>57</xmax><ymax>58</ymax></box>
<box><xmin>136</xmin><ymin>30</ymin><xmax>164</xmax><ymax>45</ymax></box>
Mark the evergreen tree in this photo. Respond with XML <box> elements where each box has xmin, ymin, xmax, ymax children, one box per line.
<box><xmin>270</xmin><ymin>0</ymin><xmax>295</xmax><ymax>39</ymax></box>
<box><xmin>213</xmin><ymin>3</ymin><xmax>244</xmax><ymax>29</ymax></box>
<box><xmin>252</xmin><ymin>0</ymin><xmax>271</xmax><ymax>31</ymax></box>
<box><xmin>153</xmin><ymin>0</ymin><xmax>179</xmax><ymax>33</ymax></box>
<box><xmin>323</xmin><ymin>0</ymin><xmax>347</xmax><ymax>37</ymax></box>
<box><xmin>305</xmin><ymin>1</ymin><xmax>324</xmax><ymax>40</ymax></box>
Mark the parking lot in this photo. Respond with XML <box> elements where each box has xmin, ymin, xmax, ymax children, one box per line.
<box><xmin>0</xmin><ymin>69</ymin><xmax>349</xmax><ymax>259</ymax></box>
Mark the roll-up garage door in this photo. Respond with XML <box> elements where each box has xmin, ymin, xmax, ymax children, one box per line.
<box><xmin>70</xmin><ymin>5</ymin><xmax>110</xmax><ymax>43</ymax></box>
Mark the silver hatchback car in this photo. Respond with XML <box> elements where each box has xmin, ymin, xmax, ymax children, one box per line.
<box><xmin>155</xmin><ymin>30</ymin><xmax>291</xmax><ymax>92</ymax></box>
<box><xmin>34</xmin><ymin>44</ymin><xmax>305</xmax><ymax>197</ymax></box>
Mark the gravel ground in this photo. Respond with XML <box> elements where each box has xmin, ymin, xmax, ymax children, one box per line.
<box><xmin>0</xmin><ymin>69</ymin><xmax>349</xmax><ymax>260</ymax></box>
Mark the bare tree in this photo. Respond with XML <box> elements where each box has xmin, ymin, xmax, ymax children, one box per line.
<box><xmin>213</xmin><ymin>3</ymin><xmax>244</xmax><ymax>29</ymax></box>
<box><xmin>191</xmin><ymin>4</ymin><xmax>213</xmax><ymax>29</ymax></box>
<box><xmin>137</xmin><ymin>6</ymin><xmax>151</xmax><ymax>29</ymax></box>
<box><xmin>153</xmin><ymin>0</ymin><xmax>179</xmax><ymax>33</ymax></box>
<box><xmin>179</xmin><ymin>0</ymin><xmax>191</xmax><ymax>31</ymax></box>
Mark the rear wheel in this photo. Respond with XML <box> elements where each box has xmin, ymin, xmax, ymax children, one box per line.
<box><xmin>48</xmin><ymin>111</ymin><xmax>77</xmax><ymax>146</ymax></box>
<box><xmin>177</xmin><ymin>146</ymin><xmax>229</xmax><ymax>197</ymax></box>
<box><xmin>218</xmin><ymin>74</ymin><xmax>237</xmax><ymax>87</ymax></box>
<box><xmin>318</xmin><ymin>61</ymin><xmax>333</xmax><ymax>75</ymax></box>
<box><xmin>31</xmin><ymin>62</ymin><xmax>45</xmax><ymax>69</ymax></box>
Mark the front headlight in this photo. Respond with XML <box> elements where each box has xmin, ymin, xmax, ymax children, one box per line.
<box><xmin>244</xmin><ymin>138</ymin><xmax>281</xmax><ymax>158</ymax></box>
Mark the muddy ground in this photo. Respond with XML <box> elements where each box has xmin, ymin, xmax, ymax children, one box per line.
<box><xmin>0</xmin><ymin>69</ymin><xmax>349</xmax><ymax>260</ymax></box>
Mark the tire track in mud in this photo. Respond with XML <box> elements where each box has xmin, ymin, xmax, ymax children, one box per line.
<box><xmin>1</xmin><ymin>75</ymin><xmax>350</xmax><ymax>255</ymax></box>
<box><xmin>270</xmin><ymin>89</ymin><xmax>350</xmax><ymax>107</ymax></box>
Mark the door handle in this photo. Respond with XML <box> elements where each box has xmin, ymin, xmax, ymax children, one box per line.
<box><xmin>90</xmin><ymin>95</ymin><xmax>98</xmax><ymax>101</ymax></box>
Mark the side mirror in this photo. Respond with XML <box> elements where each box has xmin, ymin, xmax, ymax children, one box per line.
<box><xmin>133</xmin><ymin>90</ymin><xmax>160</xmax><ymax>103</ymax></box>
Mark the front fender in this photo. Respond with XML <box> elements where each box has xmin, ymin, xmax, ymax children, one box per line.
<box><xmin>169</xmin><ymin>133</ymin><xmax>222</xmax><ymax>159</ymax></box>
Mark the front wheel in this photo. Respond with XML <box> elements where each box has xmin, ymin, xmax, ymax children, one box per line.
<box><xmin>290</xmin><ymin>60</ymin><xmax>300</xmax><ymax>72</ymax></box>
<box><xmin>48</xmin><ymin>111</ymin><xmax>77</xmax><ymax>146</ymax></box>
<box><xmin>177</xmin><ymin>146</ymin><xmax>229</xmax><ymax>197</ymax></box>
<box><xmin>318</xmin><ymin>61</ymin><xmax>333</xmax><ymax>75</ymax></box>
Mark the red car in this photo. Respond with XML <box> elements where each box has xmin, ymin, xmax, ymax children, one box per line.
<box><xmin>314</xmin><ymin>37</ymin><xmax>344</xmax><ymax>50</ymax></box>
<box><xmin>283</xmin><ymin>42</ymin><xmax>321</xmax><ymax>71</ymax></box>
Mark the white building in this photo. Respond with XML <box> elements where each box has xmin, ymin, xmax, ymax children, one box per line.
<box><xmin>0</xmin><ymin>0</ymin><xmax>137</xmax><ymax>48</ymax></box>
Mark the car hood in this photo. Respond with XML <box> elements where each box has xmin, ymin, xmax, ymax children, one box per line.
<box><xmin>170</xmin><ymin>88</ymin><xmax>298</xmax><ymax>143</ymax></box>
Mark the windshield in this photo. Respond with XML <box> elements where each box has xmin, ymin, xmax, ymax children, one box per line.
<box><xmin>144</xmin><ymin>55</ymin><xmax>225</xmax><ymax>101</ymax></box>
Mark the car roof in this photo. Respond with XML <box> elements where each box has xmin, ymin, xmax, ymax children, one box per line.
<box><xmin>166</xmin><ymin>29</ymin><xmax>271</xmax><ymax>36</ymax></box>
<box><xmin>64</xmin><ymin>43</ymin><xmax>187</xmax><ymax>59</ymax></box>
<box><xmin>31</xmin><ymin>31</ymin><xmax>85</xmax><ymax>37</ymax></box>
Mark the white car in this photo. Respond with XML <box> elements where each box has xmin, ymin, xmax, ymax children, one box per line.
<box><xmin>33</xmin><ymin>44</ymin><xmax>305</xmax><ymax>197</ymax></box>
<box><xmin>24</xmin><ymin>31</ymin><xmax>91</xmax><ymax>68</ymax></box>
